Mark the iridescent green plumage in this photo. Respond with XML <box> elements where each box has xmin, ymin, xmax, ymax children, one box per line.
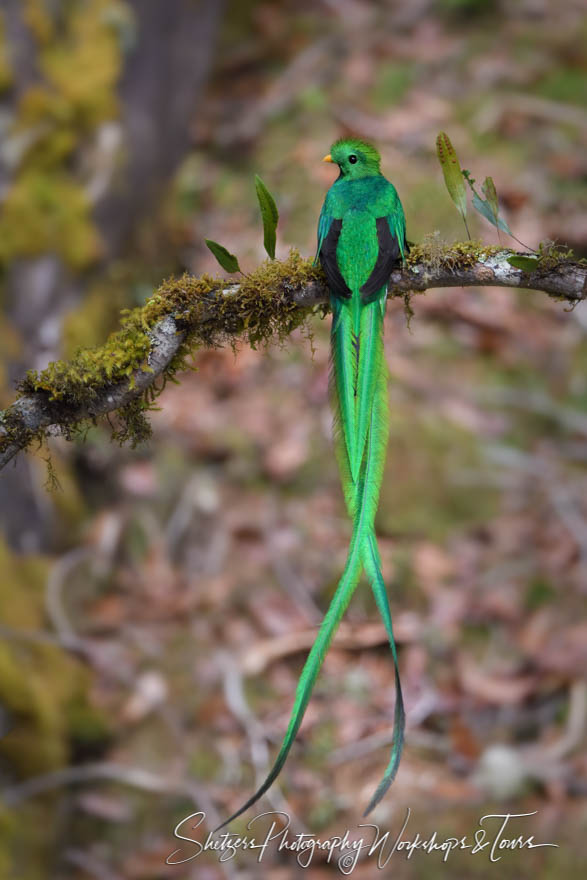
<box><xmin>217</xmin><ymin>139</ymin><xmax>406</xmax><ymax>829</ymax></box>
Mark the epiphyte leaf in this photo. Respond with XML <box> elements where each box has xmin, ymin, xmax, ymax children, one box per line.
<box><xmin>255</xmin><ymin>174</ymin><xmax>279</xmax><ymax>259</ymax></box>
<box><xmin>205</xmin><ymin>239</ymin><xmax>241</xmax><ymax>274</ymax></box>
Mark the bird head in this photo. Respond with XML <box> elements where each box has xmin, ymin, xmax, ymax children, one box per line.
<box><xmin>323</xmin><ymin>138</ymin><xmax>381</xmax><ymax>179</ymax></box>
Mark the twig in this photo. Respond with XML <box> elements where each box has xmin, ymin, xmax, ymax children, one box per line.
<box><xmin>1</xmin><ymin>250</ymin><xmax>585</xmax><ymax>471</ymax></box>
<box><xmin>1</xmin><ymin>761</ymin><xmax>199</xmax><ymax>807</ymax></box>
<box><xmin>45</xmin><ymin>546</ymin><xmax>92</xmax><ymax>643</ymax></box>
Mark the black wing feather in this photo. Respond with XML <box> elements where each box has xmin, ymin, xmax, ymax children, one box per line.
<box><xmin>319</xmin><ymin>219</ymin><xmax>352</xmax><ymax>300</ymax></box>
<box><xmin>360</xmin><ymin>217</ymin><xmax>402</xmax><ymax>303</ymax></box>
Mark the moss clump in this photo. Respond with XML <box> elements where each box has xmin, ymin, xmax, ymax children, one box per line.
<box><xmin>18</xmin><ymin>310</ymin><xmax>152</xmax><ymax>404</ymax></box>
<box><xmin>536</xmin><ymin>239</ymin><xmax>577</xmax><ymax>271</ymax></box>
<box><xmin>4</xmin><ymin>250</ymin><xmax>324</xmax><ymax>457</ymax></box>
<box><xmin>110</xmin><ymin>398</ymin><xmax>154</xmax><ymax>448</ymax></box>
<box><xmin>153</xmin><ymin>248</ymin><xmax>324</xmax><ymax>352</ymax></box>
<box><xmin>20</xmin><ymin>249</ymin><xmax>320</xmax><ymax>400</ymax></box>
<box><xmin>405</xmin><ymin>234</ymin><xmax>502</xmax><ymax>272</ymax></box>
<box><xmin>406</xmin><ymin>235</ymin><xmax>578</xmax><ymax>278</ymax></box>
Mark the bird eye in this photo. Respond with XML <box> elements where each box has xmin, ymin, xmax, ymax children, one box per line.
<box><xmin>348</xmin><ymin>154</ymin><xmax>358</xmax><ymax>164</ymax></box>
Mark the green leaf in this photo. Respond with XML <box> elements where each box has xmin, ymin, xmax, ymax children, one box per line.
<box><xmin>255</xmin><ymin>174</ymin><xmax>279</xmax><ymax>259</ymax></box>
<box><xmin>507</xmin><ymin>255</ymin><xmax>540</xmax><ymax>272</ymax></box>
<box><xmin>204</xmin><ymin>239</ymin><xmax>241</xmax><ymax>274</ymax></box>
<box><xmin>436</xmin><ymin>132</ymin><xmax>468</xmax><ymax>225</ymax></box>
<box><xmin>482</xmin><ymin>177</ymin><xmax>499</xmax><ymax>222</ymax></box>
<box><xmin>472</xmin><ymin>192</ymin><xmax>512</xmax><ymax>234</ymax></box>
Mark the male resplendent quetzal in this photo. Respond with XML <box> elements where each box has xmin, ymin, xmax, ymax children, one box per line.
<box><xmin>219</xmin><ymin>139</ymin><xmax>407</xmax><ymax>828</ymax></box>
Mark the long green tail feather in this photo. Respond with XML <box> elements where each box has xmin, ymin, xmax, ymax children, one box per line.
<box><xmin>330</xmin><ymin>298</ymin><xmax>360</xmax><ymax>498</ymax></box>
<box><xmin>333</xmin><ymin>295</ymin><xmax>388</xmax><ymax>524</ymax></box>
<box><xmin>213</xmin><ymin>529</ymin><xmax>364</xmax><ymax>832</ymax></box>
<box><xmin>334</xmin><ymin>289</ymin><xmax>405</xmax><ymax>812</ymax></box>
<box><xmin>361</xmin><ymin>532</ymin><xmax>405</xmax><ymax>815</ymax></box>
<box><xmin>355</xmin><ymin>301</ymin><xmax>385</xmax><ymax>485</ymax></box>
<box><xmin>217</xmin><ymin>283</ymin><xmax>403</xmax><ymax>830</ymax></box>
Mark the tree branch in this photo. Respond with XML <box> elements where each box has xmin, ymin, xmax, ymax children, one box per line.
<box><xmin>1</xmin><ymin>247</ymin><xmax>585</xmax><ymax>471</ymax></box>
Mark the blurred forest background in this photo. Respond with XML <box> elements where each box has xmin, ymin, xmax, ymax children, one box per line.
<box><xmin>1</xmin><ymin>0</ymin><xmax>587</xmax><ymax>878</ymax></box>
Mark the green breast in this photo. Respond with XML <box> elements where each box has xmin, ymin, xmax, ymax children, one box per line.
<box><xmin>337</xmin><ymin>211</ymin><xmax>379</xmax><ymax>293</ymax></box>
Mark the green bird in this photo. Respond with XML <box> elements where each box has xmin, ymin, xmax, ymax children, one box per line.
<box><xmin>217</xmin><ymin>138</ymin><xmax>406</xmax><ymax>829</ymax></box>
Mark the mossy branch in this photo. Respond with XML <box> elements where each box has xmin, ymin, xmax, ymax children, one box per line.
<box><xmin>1</xmin><ymin>245</ymin><xmax>586</xmax><ymax>471</ymax></box>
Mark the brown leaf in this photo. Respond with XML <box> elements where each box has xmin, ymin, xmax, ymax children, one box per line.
<box><xmin>458</xmin><ymin>656</ymin><xmax>538</xmax><ymax>705</ymax></box>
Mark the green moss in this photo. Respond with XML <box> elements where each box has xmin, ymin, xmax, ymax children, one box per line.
<box><xmin>110</xmin><ymin>398</ymin><xmax>153</xmax><ymax>448</ymax></box>
<box><xmin>405</xmin><ymin>235</ymin><xmax>502</xmax><ymax>273</ymax></box>
<box><xmin>536</xmin><ymin>239</ymin><xmax>577</xmax><ymax>271</ymax></box>
<box><xmin>1</xmin><ymin>251</ymin><xmax>324</xmax><ymax>459</ymax></box>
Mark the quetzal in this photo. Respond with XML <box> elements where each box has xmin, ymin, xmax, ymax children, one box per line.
<box><xmin>219</xmin><ymin>138</ymin><xmax>406</xmax><ymax>828</ymax></box>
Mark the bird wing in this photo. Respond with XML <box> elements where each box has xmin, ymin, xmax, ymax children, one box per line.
<box><xmin>360</xmin><ymin>217</ymin><xmax>403</xmax><ymax>302</ymax></box>
<box><xmin>316</xmin><ymin>192</ymin><xmax>352</xmax><ymax>300</ymax></box>
<box><xmin>360</xmin><ymin>182</ymin><xmax>407</xmax><ymax>303</ymax></box>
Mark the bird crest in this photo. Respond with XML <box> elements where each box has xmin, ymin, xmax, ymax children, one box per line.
<box><xmin>330</xmin><ymin>137</ymin><xmax>381</xmax><ymax>166</ymax></box>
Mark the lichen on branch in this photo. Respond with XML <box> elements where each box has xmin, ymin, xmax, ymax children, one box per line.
<box><xmin>1</xmin><ymin>243</ymin><xmax>586</xmax><ymax>471</ymax></box>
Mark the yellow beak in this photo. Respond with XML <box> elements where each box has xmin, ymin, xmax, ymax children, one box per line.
<box><xmin>322</xmin><ymin>154</ymin><xmax>334</xmax><ymax>163</ymax></box>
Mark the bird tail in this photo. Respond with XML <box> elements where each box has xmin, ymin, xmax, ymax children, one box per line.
<box><xmin>361</xmin><ymin>531</ymin><xmax>405</xmax><ymax>814</ymax></box>
<box><xmin>214</xmin><ymin>292</ymin><xmax>403</xmax><ymax>831</ymax></box>
<box><xmin>332</xmin><ymin>291</ymin><xmax>405</xmax><ymax>814</ymax></box>
<box><xmin>213</xmin><ymin>497</ymin><xmax>365</xmax><ymax>832</ymax></box>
